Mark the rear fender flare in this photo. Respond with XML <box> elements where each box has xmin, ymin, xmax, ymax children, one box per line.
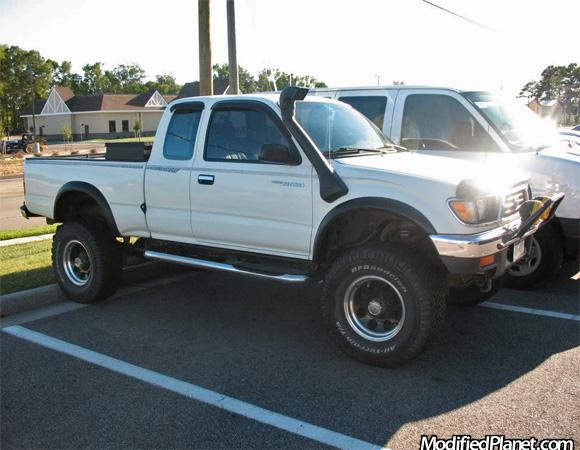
<box><xmin>54</xmin><ymin>181</ymin><xmax>120</xmax><ymax>236</ymax></box>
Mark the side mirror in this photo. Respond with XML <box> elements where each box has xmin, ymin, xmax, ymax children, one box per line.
<box><xmin>259</xmin><ymin>143</ymin><xmax>293</xmax><ymax>164</ymax></box>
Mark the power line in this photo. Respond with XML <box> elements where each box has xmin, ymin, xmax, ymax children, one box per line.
<box><xmin>421</xmin><ymin>0</ymin><xmax>495</xmax><ymax>31</ymax></box>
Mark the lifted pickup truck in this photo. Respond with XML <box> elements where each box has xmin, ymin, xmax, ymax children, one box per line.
<box><xmin>310</xmin><ymin>86</ymin><xmax>579</xmax><ymax>289</ymax></box>
<box><xmin>21</xmin><ymin>87</ymin><xmax>562</xmax><ymax>367</ymax></box>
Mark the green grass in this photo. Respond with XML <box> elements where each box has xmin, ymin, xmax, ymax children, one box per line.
<box><xmin>0</xmin><ymin>224</ymin><xmax>57</xmax><ymax>241</ymax></box>
<box><xmin>0</xmin><ymin>240</ymin><xmax>55</xmax><ymax>295</ymax></box>
<box><xmin>85</xmin><ymin>136</ymin><xmax>155</xmax><ymax>143</ymax></box>
<box><xmin>0</xmin><ymin>230</ymin><xmax>146</xmax><ymax>294</ymax></box>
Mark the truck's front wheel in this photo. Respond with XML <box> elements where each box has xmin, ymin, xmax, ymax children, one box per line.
<box><xmin>322</xmin><ymin>245</ymin><xmax>446</xmax><ymax>367</ymax></box>
<box><xmin>52</xmin><ymin>221</ymin><xmax>122</xmax><ymax>303</ymax></box>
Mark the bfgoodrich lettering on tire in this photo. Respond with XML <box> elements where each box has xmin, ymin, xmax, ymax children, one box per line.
<box><xmin>52</xmin><ymin>220</ymin><xmax>122</xmax><ymax>303</ymax></box>
<box><xmin>321</xmin><ymin>245</ymin><xmax>447</xmax><ymax>367</ymax></box>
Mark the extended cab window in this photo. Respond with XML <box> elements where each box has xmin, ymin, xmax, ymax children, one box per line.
<box><xmin>338</xmin><ymin>96</ymin><xmax>387</xmax><ymax>128</ymax></box>
<box><xmin>164</xmin><ymin>109</ymin><xmax>202</xmax><ymax>160</ymax></box>
<box><xmin>401</xmin><ymin>94</ymin><xmax>499</xmax><ymax>152</ymax></box>
<box><xmin>205</xmin><ymin>108</ymin><xmax>291</xmax><ymax>162</ymax></box>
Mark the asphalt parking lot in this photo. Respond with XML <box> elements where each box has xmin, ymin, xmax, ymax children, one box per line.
<box><xmin>1</xmin><ymin>260</ymin><xmax>579</xmax><ymax>449</ymax></box>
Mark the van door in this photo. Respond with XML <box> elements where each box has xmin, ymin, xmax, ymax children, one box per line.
<box><xmin>335</xmin><ymin>90</ymin><xmax>396</xmax><ymax>137</ymax></box>
<box><xmin>391</xmin><ymin>90</ymin><xmax>506</xmax><ymax>162</ymax></box>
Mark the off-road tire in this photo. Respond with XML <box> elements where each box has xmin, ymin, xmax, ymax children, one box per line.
<box><xmin>52</xmin><ymin>220</ymin><xmax>122</xmax><ymax>303</ymax></box>
<box><xmin>321</xmin><ymin>244</ymin><xmax>447</xmax><ymax>367</ymax></box>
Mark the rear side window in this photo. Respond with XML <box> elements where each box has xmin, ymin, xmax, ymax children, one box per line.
<box><xmin>338</xmin><ymin>96</ymin><xmax>387</xmax><ymax>128</ymax></box>
<box><xmin>163</xmin><ymin>109</ymin><xmax>202</xmax><ymax>160</ymax></box>
<box><xmin>401</xmin><ymin>94</ymin><xmax>499</xmax><ymax>152</ymax></box>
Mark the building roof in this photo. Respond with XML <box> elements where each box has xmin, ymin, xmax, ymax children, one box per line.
<box><xmin>176</xmin><ymin>79</ymin><xmax>230</xmax><ymax>99</ymax></box>
<box><xmin>22</xmin><ymin>87</ymin><xmax>178</xmax><ymax>116</ymax></box>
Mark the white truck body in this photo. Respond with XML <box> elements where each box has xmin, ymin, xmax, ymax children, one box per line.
<box><xmin>21</xmin><ymin>88</ymin><xmax>561</xmax><ymax>366</ymax></box>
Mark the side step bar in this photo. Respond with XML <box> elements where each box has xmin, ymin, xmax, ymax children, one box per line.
<box><xmin>144</xmin><ymin>250</ymin><xmax>311</xmax><ymax>283</ymax></box>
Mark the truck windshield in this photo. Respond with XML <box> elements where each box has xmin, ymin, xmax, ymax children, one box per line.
<box><xmin>295</xmin><ymin>101</ymin><xmax>393</xmax><ymax>156</ymax></box>
<box><xmin>463</xmin><ymin>92</ymin><xmax>560</xmax><ymax>153</ymax></box>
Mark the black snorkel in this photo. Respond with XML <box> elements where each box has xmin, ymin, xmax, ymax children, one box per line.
<box><xmin>279</xmin><ymin>86</ymin><xmax>348</xmax><ymax>203</ymax></box>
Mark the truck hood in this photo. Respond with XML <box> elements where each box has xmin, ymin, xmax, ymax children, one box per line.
<box><xmin>333</xmin><ymin>151</ymin><xmax>530</xmax><ymax>195</ymax></box>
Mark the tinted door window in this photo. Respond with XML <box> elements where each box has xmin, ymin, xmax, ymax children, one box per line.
<box><xmin>401</xmin><ymin>94</ymin><xmax>499</xmax><ymax>151</ymax></box>
<box><xmin>205</xmin><ymin>108</ymin><xmax>291</xmax><ymax>162</ymax></box>
<box><xmin>338</xmin><ymin>96</ymin><xmax>387</xmax><ymax>128</ymax></box>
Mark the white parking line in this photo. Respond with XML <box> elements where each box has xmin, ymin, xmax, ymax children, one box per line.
<box><xmin>480</xmin><ymin>302</ymin><xmax>580</xmax><ymax>321</ymax></box>
<box><xmin>3</xmin><ymin>325</ymin><xmax>385</xmax><ymax>450</ymax></box>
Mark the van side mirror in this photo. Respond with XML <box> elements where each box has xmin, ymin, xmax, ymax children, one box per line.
<box><xmin>259</xmin><ymin>143</ymin><xmax>294</xmax><ymax>164</ymax></box>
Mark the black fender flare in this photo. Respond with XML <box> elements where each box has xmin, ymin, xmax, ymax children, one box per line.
<box><xmin>312</xmin><ymin>197</ymin><xmax>437</xmax><ymax>262</ymax></box>
<box><xmin>54</xmin><ymin>181</ymin><xmax>120</xmax><ymax>236</ymax></box>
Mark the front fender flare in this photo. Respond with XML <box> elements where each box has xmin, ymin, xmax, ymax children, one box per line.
<box><xmin>312</xmin><ymin>197</ymin><xmax>436</xmax><ymax>262</ymax></box>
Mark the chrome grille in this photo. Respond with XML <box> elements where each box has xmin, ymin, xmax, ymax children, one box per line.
<box><xmin>503</xmin><ymin>189</ymin><xmax>527</xmax><ymax>218</ymax></box>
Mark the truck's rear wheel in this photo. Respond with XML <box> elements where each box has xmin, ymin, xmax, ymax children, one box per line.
<box><xmin>52</xmin><ymin>221</ymin><xmax>122</xmax><ymax>303</ymax></box>
<box><xmin>321</xmin><ymin>245</ymin><xmax>446</xmax><ymax>367</ymax></box>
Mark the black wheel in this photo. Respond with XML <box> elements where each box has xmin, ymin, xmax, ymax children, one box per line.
<box><xmin>505</xmin><ymin>223</ymin><xmax>564</xmax><ymax>290</ymax></box>
<box><xmin>321</xmin><ymin>245</ymin><xmax>447</xmax><ymax>367</ymax></box>
<box><xmin>52</xmin><ymin>221</ymin><xmax>122</xmax><ymax>303</ymax></box>
<box><xmin>447</xmin><ymin>273</ymin><xmax>506</xmax><ymax>307</ymax></box>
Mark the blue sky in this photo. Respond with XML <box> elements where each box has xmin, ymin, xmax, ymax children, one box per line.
<box><xmin>1</xmin><ymin>0</ymin><xmax>578</xmax><ymax>97</ymax></box>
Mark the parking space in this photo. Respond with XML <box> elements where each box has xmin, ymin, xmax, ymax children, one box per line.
<box><xmin>1</xmin><ymin>260</ymin><xmax>579</xmax><ymax>449</ymax></box>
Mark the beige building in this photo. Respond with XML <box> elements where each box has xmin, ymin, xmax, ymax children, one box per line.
<box><xmin>22</xmin><ymin>87</ymin><xmax>177</xmax><ymax>141</ymax></box>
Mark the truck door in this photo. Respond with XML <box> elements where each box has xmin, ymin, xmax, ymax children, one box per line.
<box><xmin>189</xmin><ymin>100</ymin><xmax>313</xmax><ymax>259</ymax></box>
<box><xmin>391</xmin><ymin>90</ymin><xmax>505</xmax><ymax>162</ymax></box>
<box><xmin>144</xmin><ymin>102</ymin><xmax>204</xmax><ymax>243</ymax></box>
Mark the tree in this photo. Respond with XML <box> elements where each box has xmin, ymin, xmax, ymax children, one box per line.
<box><xmin>212</xmin><ymin>63</ymin><xmax>257</xmax><ymax>93</ymax></box>
<box><xmin>0</xmin><ymin>45</ymin><xmax>54</xmax><ymax>133</ymax></box>
<box><xmin>145</xmin><ymin>73</ymin><xmax>182</xmax><ymax>95</ymax></box>
<box><xmin>133</xmin><ymin>119</ymin><xmax>143</xmax><ymax>140</ymax></box>
<box><xmin>256</xmin><ymin>68</ymin><xmax>327</xmax><ymax>91</ymax></box>
<box><xmin>521</xmin><ymin>64</ymin><xmax>580</xmax><ymax>124</ymax></box>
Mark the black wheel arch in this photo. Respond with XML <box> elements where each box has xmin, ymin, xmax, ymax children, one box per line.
<box><xmin>54</xmin><ymin>181</ymin><xmax>120</xmax><ymax>236</ymax></box>
<box><xmin>313</xmin><ymin>197</ymin><xmax>438</xmax><ymax>264</ymax></box>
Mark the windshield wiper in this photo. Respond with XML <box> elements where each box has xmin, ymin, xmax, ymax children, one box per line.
<box><xmin>378</xmin><ymin>144</ymin><xmax>408</xmax><ymax>152</ymax></box>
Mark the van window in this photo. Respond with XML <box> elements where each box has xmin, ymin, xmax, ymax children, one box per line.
<box><xmin>163</xmin><ymin>109</ymin><xmax>202</xmax><ymax>160</ymax></box>
<box><xmin>338</xmin><ymin>96</ymin><xmax>387</xmax><ymax>128</ymax></box>
<box><xmin>401</xmin><ymin>94</ymin><xmax>500</xmax><ymax>152</ymax></box>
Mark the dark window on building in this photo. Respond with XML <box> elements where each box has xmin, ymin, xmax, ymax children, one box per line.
<box><xmin>401</xmin><ymin>94</ymin><xmax>500</xmax><ymax>151</ymax></box>
<box><xmin>109</xmin><ymin>121</ymin><xmax>116</xmax><ymax>133</ymax></box>
<box><xmin>205</xmin><ymin>108</ymin><xmax>291</xmax><ymax>162</ymax></box>
<box><xmin>163</xmin><ymin>109</ymin><xmax>203</xmax><ymax>160</ymax></box>
<box><xmin>338</xmin><ymin>96</ymin><xmax>388</xmax><ymax>128</ymax></box>
<box><xmin>122</xmin><ymin>120</ymin><xmax>129</xmax><ymax>132</ymax></box>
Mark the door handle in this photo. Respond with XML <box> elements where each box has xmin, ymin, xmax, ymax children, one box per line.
<box><xmin>198</xmin><ymin>174</ymin><xmax>215</xmax><ymax>185</ymax></box>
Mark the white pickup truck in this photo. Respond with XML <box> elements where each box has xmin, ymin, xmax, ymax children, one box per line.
<box><xmin>21</xmin><ymin>87</ymin><xmax>562</xmax><ymax>367</ymax></box>
<box><xmin>310</xmin><ymin>86</ymin><xmax>579</xmax><ymax>289</ymax></box>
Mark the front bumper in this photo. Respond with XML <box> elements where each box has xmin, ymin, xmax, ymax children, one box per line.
<box><xmin>431</xmin><ymin>194</ymin><xmax>564</xmax><ymax>277</ymax></box>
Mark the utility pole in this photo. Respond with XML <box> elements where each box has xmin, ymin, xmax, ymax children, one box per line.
<box><xmin>226</xmin><ymin>0</ymin><xmax>239</xmax><ymax>94</ymax></box>
<box><xmin>198</xmin><ymin>0</ymin><xmax>213</xmax><ymax>95</ymax></box>
<box><xmin>28</xmin><ymin>62</ymin><xmax>37</xmax><ymax>140</ymax></box>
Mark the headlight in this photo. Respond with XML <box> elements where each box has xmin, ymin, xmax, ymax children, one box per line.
<box><xmin>448</xmin><ymin>196</ymin><xmax>501</xmax><ymax>225</ymax></box>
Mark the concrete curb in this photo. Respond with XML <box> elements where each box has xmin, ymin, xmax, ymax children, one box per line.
<box><xmin>0</xmin><ymin>261</ymin><xmax>185</xmax><ymax>317</ymax></box>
